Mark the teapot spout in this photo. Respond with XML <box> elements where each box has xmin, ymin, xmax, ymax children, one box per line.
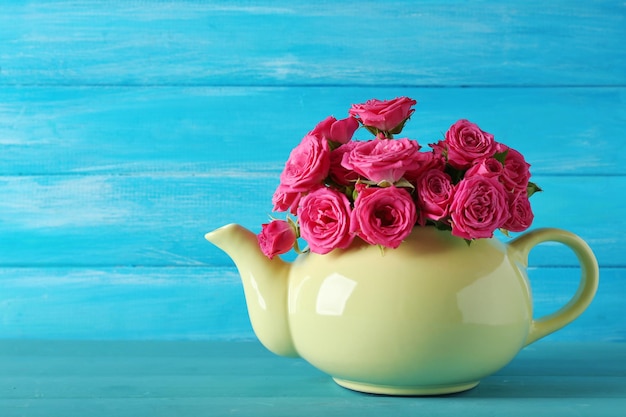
<box><xmin>205</xmin><ymin>224</ymin><xmax>298</xmax><ymax>357</ymax></box>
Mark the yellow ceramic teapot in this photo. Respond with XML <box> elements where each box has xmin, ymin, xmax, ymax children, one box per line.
<box><xmin>205</xmin><ymin>224</ymin><xmax>598</xmax><ymax>395</ymax></box>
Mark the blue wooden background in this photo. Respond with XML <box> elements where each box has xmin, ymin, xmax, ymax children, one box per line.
<box><xmin>0</xmin><ymin>0</ymin><xmax>624</xmax><ymax>342</ymax></box>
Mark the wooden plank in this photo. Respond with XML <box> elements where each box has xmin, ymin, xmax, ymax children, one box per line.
<box><xmin>0</xmin><ymin>267</ymin><xmax>621</xmax><ymax>341</ymax></box>
<box><xmin>0</xmin><ymin>174</ymin><xmax>621</xmax><ymax>267</ymax></box>
<box><xmin>1</xmin><ymin>340</ymin><xmax>624</xmax><ymax>377</ymax></box>
<box><xmin>0</xmin><ymin>266</ymin><xmax>252</xmax><ymax>340</ymax></box>
<box><xmin>1</xmin><ymin>86</ymin><xmax>624</xmax><ymax>175</ymax></box>
<box><xmin>3</xmin><ymin>374</ymin><xmax>626</xmax><ymax>400</ymax></box>
<box><xmin>1</xmin><ymin>398</ymin><xmax>624</xmax><ymax>417</ymax></box>
<box><xmin>0</xmin><ymin>340</ymin><xmax>623</xmax><ymax>416</ymax></box>
<box><xmin>0</xmin><ymin>1</ymin><xmax>623</xmax><ymax>86</ymax></box>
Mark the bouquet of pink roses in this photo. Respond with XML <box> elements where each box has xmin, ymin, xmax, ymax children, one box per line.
<box><xmin>258</xmin><ymin>97</ymin><xmax>540</xmax><ymax>258</ymax></box>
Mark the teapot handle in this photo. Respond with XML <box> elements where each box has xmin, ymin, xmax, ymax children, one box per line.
<box><xmin>509</xmin><ymin>228</ymin><xmax>599</xmax><ymax>346</ymax></box>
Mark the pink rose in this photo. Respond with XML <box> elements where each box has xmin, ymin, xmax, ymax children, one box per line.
<box><xmin>416</xmin><ymin>168</ymin><xmax>454</xmax><ymax>225</ymax></box>
<box><xmin>329</xmin><ymin>141</ymin><xmax>360</xmax><ymax>186</ymax></box>
<box><xmin>350</xmin><ymin>186</ymin><xmax>417</xmax><ymax>248</ymax></box>
<box><xmin>465</xmin><ymin>157</ymin><xmax>503</xmax><ymax>178</ymax></box>
<box><xmin>498</xmin><ymin>145</ymin><xmax>531</xmax><ymax>193</ymax></box>
<box><xmin>429</xmin><ymin>139</ymin><xmax>446</xmax><ymax>159</ymax></box>
<box><xmin>349</xmin><ymin>97</ymin><xmax>417</xmax><ymax>133</ymax></box>
<box><xmin>449</xmin><ymin>175</ymin><xmax>509</xmax><ymax>240</ymax></box>
<box><xmin>403</xmin><ymin>151</ymin><xmax>446</xmax><ymax>185</ymax></box>
<box><xmin>272</xmin><ymin>184</ymin><xmax>302</xmax><ymax>214</ymax></box>
<box><xmin>310</xmin><ymin>115</ymin><xmax>360</xmax><ymax>144</ymax></box>
<box><xmin>309</xmin><ymin>116</ymin><xmax>335</xmax><ymax>138</ymax></box>
<box><xmin>297</xmin><ymin>187</ymin><xmax>354</xmax><ymax>254</ymax></box>
<box><xmin>257</xmin><ymin>219</ymin><xmax>297</xmax><ymax>259</ymax></box>
<box><xmin>503</xmin><ymin>191</ymin><xmax>534</xmax><ymax>232</ymax></box>
<box><xmin>444</xmin><ymin>119</ymin><xmax>496</xmax><ymax>169</ymax></box>
<box><xmin>279</xmin><ymin>134</ymin><xmax>330</xmax><ymax>192</ymax></box>
<box><xmin>341</xmin><ymin>138</ymin><xmax>421</xmax><ymax>184</ymax></box>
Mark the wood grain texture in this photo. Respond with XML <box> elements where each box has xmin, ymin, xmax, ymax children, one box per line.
<box><xmin>1</xmin><ymin>1</ymin><xmax>624</xmax><ymax>86</ymax></box>
<box><xmin>0</xmin><ymin>340</ymin><xmax>624</xmax><ymax>416</ymax></box>
<box><xmin>0</xmin><ymin>0</ymin><xmax>624</xmax><ymax>342</ymax></box>
<box><xmin>1</xmin><ymin>86</ymin><xmax>624</xmax><ymax>175</ymax></box>
<box><xmin>0</xmin><ymin>174</ymin><xmax>621</xmax><ymax>268</ymax></box>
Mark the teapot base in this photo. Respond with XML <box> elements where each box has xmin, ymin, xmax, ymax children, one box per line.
<box><xmin>332</xmin><ymin>377</ymin><xmax>479</xmax><ymax>396</ymax></box>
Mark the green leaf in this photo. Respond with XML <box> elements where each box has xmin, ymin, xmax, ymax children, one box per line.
<box><xmin>389</xmin><ymin>117</ymin><xmax>410</xmax><ymax>135</ymax></box>
<box><xmin>393</xmin><ymin>177</ymin><xmax>415</xmax><ymax>190</ymax></box>
<box><xmin>364</xmin><ymin>125</ymin><xmax>379</xmax><ymax>137</ymax></box>
<box><xmin>444</xmin><ymin>165</ymin><xmax>465</xmax><ymax>184</ymax></box>
<box><xmin>328</xmin><ymin>140</ymin><xmax>342</xmax><ymax>151</ymax></box>
<box><xmin>286</xmin><ymin>215</ymin><xmax>299</xmax><ymax>235</ymax></box>
<box><xmin>357</xmin><ymin>179</ymin><xmax>379</xmax><ymax>186</ymax></box>
<box><xmin>494</xmin><ymin>149</ymin><xmax>509</xmax><ymax>165</ymax></box>
<box><xmin>433</xmin><ymin>221</ymin><xmax>452</xmax><ymax>232</ymax></box>
<box><xmin>352</xmin><ymin>187</ymin><xmax>359</xmax><ymax>201</ymax></box>
<box><xmin>527</xmin><ymin>181</ymin><xmax>542</xmax><ymax>198</ymax></box>
<box><xmin>344</xmin><ymin>185</ymin><xmax>355</xmax><ymax>202</ymax></box>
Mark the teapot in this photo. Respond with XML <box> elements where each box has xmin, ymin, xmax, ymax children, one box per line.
<box><xmin>205</xmin><ymin>224</ymin><xmax>598</xmax><ymax>395</ymax></box>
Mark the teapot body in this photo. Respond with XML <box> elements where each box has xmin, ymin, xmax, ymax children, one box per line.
<box><xmin>206</xmin><ymin>223</ymin><xmax>598</xmax><ymax>396</ymax></box>
<box><xmin>286</xmin><ymin>227</ymin><xmax>531</xmax><ymax>395</ymax></box>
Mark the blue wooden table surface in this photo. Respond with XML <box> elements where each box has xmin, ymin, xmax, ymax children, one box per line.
<box><xmin>1</xmin><ymin>340</ymin><xmax>624</xmax><ymax>417</ymax></box>
<box><xmin>0</xmin><ymin>0</ymin><xmax>625</xmax><ymax>414</ymax></box>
